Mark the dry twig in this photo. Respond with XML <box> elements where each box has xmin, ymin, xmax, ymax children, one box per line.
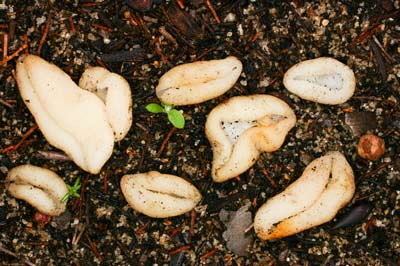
<box><xmin>156</xmin><ymin>127</ymin><xmax>177</xmax><ymax>157</ymax></box>
<box><xmin>2</xmin><ymin>124</ymin><xmax>38</xmax><ymax>153</ymax></box>
<box><xmin>205</xmin><ymin>0</ymin><xmax>221</xmax><ymax>23</ymax></box>
<box><xmin>37</xmin><ymin>15</ymin><xmax>52</xmax><ymax>56</ymax></box>
<box><xmin>0</xmin><ymin>244</ymin><xmax>37</xmax><ymax>266</ymax></box>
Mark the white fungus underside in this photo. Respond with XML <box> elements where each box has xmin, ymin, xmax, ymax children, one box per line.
<box><xmin>293</xmin><ymin>72</ymin><xmax>343</xmax><ymax>91</ymax></box>
<box><xmin>221</xmin><ymin>120</ymin><xmax>257</xmax><ymax>144</ymax></box>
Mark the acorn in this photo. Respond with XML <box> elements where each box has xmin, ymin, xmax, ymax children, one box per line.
<box><xmin>357</xmin><ymin>133</ymin><xmax>385</xmax><ymax>161</ymax></box>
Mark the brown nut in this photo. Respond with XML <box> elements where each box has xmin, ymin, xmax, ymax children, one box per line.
<box><xmin>357</xmin><ymin>133</ymin><xmax>385</xmax><ymax>161</ymax></box>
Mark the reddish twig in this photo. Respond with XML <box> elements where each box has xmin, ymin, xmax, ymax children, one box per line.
<box><xmin>0</xmin><ymin>98</ymin><xmax>13</xmax><ymax>108</ymax></box>
<box><xmin>176</xmin><ymin>0</ymin><xmax>185</xmax><ymax>9</ymax></box>
<box><xmin>167</xmin><ymin>225</ymin><xmax>182</xmax><ymax>238</ymax></box>
<box><xmin>200</xmin><ymin>248</ymin><xmax>218</xmax><ymax>260</ymax></box>
<box><xmin>96</xmin><ymin>58</ymin><xmax>108</xmax><ymax>69</ymax></box>
<box><xmin>92</xmin><ymin>23</ymin><xmax>113</xmax><ymax>32</ymax></box>
<box><xmin>86</xmin><ymin>234</ymin><xmax>103</xmax><ymax>261</ymax></box>
<box><xmin>23</xmin><ymin>34</ymin><xmax>29</xmax><ymax>53</ymax></box>
<box><xmin>0</xmin><ymin>43</ymin><xmax>28</xmax><ymax>66</ymax></box>
<box><xmin>2</xmin><ymin>33</ymin><xmax>8</xmax><ymax>60</ymax></box>
<box><xmin>103</xmin><ymin>171</ymin><xmax>108</xmax><ymax>193</ymax></box>
<box><xmin>82</xmin><ymin>1</ymin><xmax>109</xmax><ymax>7</ymax></box>
<box><xmin>37</xmin><ymin>15</ymin><xmax>52</xmax><ymax>56</ymax></box>
<box><xmin>261</xmin><ymin>168</ymin><xmax>277</xmax><ymax>188</ymax></box>
<box><xmin>126</xmin><ymin>11</ymin><xmax>138</xmax><ymax>26</ymax></box>
<box><xmin>69</xmin><ymin>15</ymin><xmax>76</xmax><ymax>33</ymax></box>
<box><xmin>169</xmin><ymin>245</ymin><xmax>190</xmax><ymax>255</ymax></box>
<box><xmin>156</xmin><ymin>127</ymin><xmax>177</xmax><ymax>157</ymax></box>
<box><xmin>135</xmin><ymin>222</ymin><xmax>150</xmax><ymax>234</ymax></box>
<box><xmin>251</xmin><ymin>32</ymin><xmax>260</xmax><ymax>42</ymax></box>
<box><xmin>2</xmin><ymin>124</ymin><xmax>38</xmax><ymax>153</ymax></box>
<box><xmin>205</xmin><ymin>0</ymin><xmax>221</xmax><ymax>23</ymax></box>
<box><xmin>349</xmin><ymin>24</ymin><xmax>383</xmax><ymax>48</ymax></box>
<box><xmin>188</xmin><ymin>209</ymin><xmax>196</xmax><ymax>242</ymax></box>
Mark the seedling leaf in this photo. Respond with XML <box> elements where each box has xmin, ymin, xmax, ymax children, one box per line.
<box><xmin>167</xmin><ymin>109</ymin><xmax>185</xmax><ymax>129</ymax></box>
<box><xmin>61</xmin><ymin>177</ymin><xmax>81</xmax><ymax>203</ymax></box>
<box><xmin>146</xmin><ymin>103</ymin><xmax>164</xmax><ymax>113</ymax></box>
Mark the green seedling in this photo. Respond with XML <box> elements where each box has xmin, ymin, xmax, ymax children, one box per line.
<box><xmin>61</xmin><ymin>176</ymin><xmax>81</xmax><ymax>203</ymax></box>
<box><xmin>146</xmin><ymin>103</ymin><xmax>185</xmax><ymax>129</ymax></box>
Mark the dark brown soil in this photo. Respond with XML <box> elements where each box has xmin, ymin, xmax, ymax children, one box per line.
<box><xmin>0</xmin><ymin>1</ymin><xmax>399</xmax><ymax>265</ymax></box>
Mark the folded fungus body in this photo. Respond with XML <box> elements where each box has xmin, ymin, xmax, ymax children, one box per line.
<box><xmin>254</xmin><ymin>151</ymin><xmax>355</xmax><ymax>240</ymax></box>
<box><xmin>15</xmin><ymin>55</ymin><xmax>133</xmax><ymax>174</ymax></box>
<box><xmin>283</xmin><ymin>57</ymin><xmax>355</xmax><ymax>105</ymax></box>
<box><xmin>205</xmin><ymin>94</ymin><xmax>296</xmax><ymax>182</ymax></box>
<box><xmin>156</xmin><ymin>56</ymin><xmax>242</xmax><ymax>105</ymax></box>
<box><xmin>79</xmin><ymin>67</ymin><xmax>133</xmax><ymax>141</ymax></box>
<box><xmin>121</xmin><ymin>171</ymin><xmax>202</xmax><ymax>218</ymax></box>
<box><xmin>6</xmin><ymin>165</ymin><xmax>68</xmax><ymax>216</ymax></box>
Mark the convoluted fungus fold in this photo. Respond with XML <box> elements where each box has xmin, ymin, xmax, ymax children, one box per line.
<box><xmin>254</xmin><ymin>151</ymin><xmax>355</xmax><ymax>240</ymax></box>
<box><xmin>205</xmin><ymin>95</ymin><xmax>296</xmax><ymax>182</ymax></box>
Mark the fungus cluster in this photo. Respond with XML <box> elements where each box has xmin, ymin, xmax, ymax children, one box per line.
<box><xmin>15</xmin><ymin>54</ymin><xmax>132</xmax><ymax>174</ymax></box>
<box><xmin>8</xmin><ymin>55</ymin><xmax>359</xmax><ymax>242</ymax></box>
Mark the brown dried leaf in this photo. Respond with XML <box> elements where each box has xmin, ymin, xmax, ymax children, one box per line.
<box><xmin>219</xmin><ymin>201</ymin><xmax>253</xmax><ymax>256</ymax></box>
<box><xmin>165</xmin><ymin>4</ymin><xmax>204</xmax><ymax>46</ymax></box>
<box><xmin>343</xmin><ymin>112</ymin><xmax>377</xmax><ymax>136</ymax></box>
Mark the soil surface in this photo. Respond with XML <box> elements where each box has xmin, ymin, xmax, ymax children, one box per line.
<box><xmin>0</xmin><ymin>1</ymin><xmax>400</xmax><ymax>265</ymax></box>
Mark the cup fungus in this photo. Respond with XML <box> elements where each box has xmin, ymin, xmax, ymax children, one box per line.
<box><xmin>120</xmin><ymin>171</ymin><xmax>202</xmax><ymax>218</ymax></box>
<box><xmin>79</xmin><ymin>67</ymin><xmax>133</xmax><ymax>141</ymax></box>
<box><xmin>15</xmin><ymin>55</ymin><xmax>133</xmax><ymax>174</ymax></box>
<box><xmin>205</xmin><ymin>94</ymin><xmax>296</xmax><ymax>182</ymax></box>
<box><xmin>156</xmin><ymin>56</ymin><xmax>242</xmax><ymax>105</ymax></box>
<box><xmin>254</xmin><ymin>151</ymin><xmax>355</xmax><ymax>240</ymax></box>
<box><xmin>283</xmin><ymin>57</ymin><xmax>356</xmax><ymax>105</ymax></box>
<box><xmin>6</xmin><ymin>165</ymin><xmax>68</xmax><ymax>216</ymax></box>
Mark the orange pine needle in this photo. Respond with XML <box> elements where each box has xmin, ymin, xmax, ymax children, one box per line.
<box><xmin>37</xmin><ymin>15</ymin><xmax>52</xmax><ymax>56</ymax></box>
<box><xmin>169</xmin><ymin>245</ymin><xmax>190</xmax><ymax>255</ymax></box>
<box><xmin>92</xmin><ymin>23</ymin><xmax>113</xmax><ymax>32</ymax></box>
<box><xmin>3</xmin><ymin>33</ymin><xmax>8</xmax><ymax>60</ymax></box>
<box><xmin>200</xmin><ymin>248</ymin><xmax>218</xmax><ymax>260</ymax></box>
<box><xmin>205</xmin><ymin>0</ymin><xmax>221</xmax><ymax>23</ymax></box>
<box><xmin>2</xmin><ymin>124</ymin><xmax>38</xmax><ymax>153</ymax></box>
<box><xmin>176</xmin><ymin>0</ymin><xmax>185</xmax><ymax>9</ymax></box>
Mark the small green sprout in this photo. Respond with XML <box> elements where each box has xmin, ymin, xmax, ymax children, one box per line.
<box><xmin>61</xmin><ymin>176</ymin><xmax>81</xmax><ymax>203</ymax></box>
<box><xmin>146</xmin><ymin>103</ymin><xmax>185</xmax><ymax>129</ymax></box>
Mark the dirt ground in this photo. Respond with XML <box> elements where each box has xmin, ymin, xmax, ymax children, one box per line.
<box><xmin>0</xmin><ymin>0</ymin><xmax>400</xmax><ymax>265</ymax></box>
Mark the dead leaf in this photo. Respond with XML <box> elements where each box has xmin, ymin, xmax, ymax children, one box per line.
<box><xmin>219</xmin><ymin>200</ymin><xmax>253</xmax><ymax>256</ymax></box>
